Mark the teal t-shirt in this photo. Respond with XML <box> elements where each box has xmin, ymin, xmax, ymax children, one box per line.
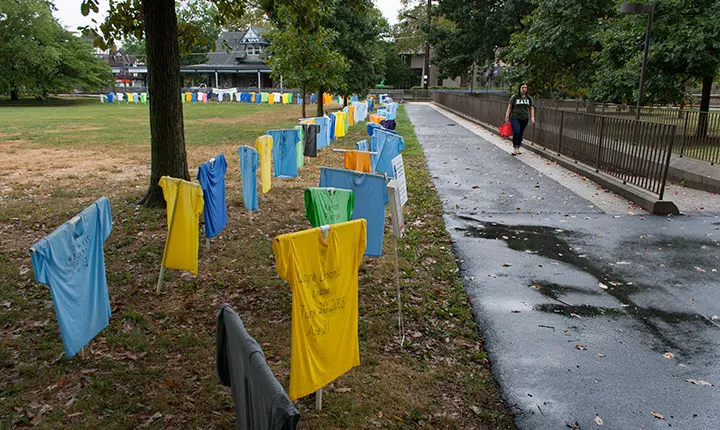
<box><xmin>304</xmin><ymin>187</ymin><xmax>355</xmax><ymax>227</ymax></box>
<box><xmin>509</xmin><ymin>95</ymin><xmax>534</xmax><ymax>120</ymax></box>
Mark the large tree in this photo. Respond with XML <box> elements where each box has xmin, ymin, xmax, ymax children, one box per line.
<box><xmin>121</xmin><ymin>0</ymin><xmax>223</xmax><ymax>66</ymax></box>
<box><xmin>323</xmin><ymin>0</ymin><xmax>388</xmax><ymax>104</ymax></box>
<box><xmin>0</xmin><ymin>0</ymin><xmax>111</xmax><ymax>100</ymax></box>
<box><xmin>81</xmin><ymin>0</ymin><xmax>244</xmax><ymax>207</ymax></box>
<box><xmin>264</xmin><ymin>21</ymin><xmax>347</xmax><ymax>118</ymax></box>
<box><xmin>263</xmin><ymin>0</ymin><xmax>347</xmax><ymax>117</ymax></box>
<box><xmin>501</xmin><ymin>0</ymin><xmax>720</xmax><ymax>117</ymax></box>
<box><xmin>430</xmin><ymin>0</ymin><xmax>533</xmax><ymax>84</ymax></box>
<box><xmin>380</xmin><ymin>41</ymin><xmax>414</xmax><ymax>88</ymax></box>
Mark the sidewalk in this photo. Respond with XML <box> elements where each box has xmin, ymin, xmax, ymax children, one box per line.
<box><xmin>424</xmin><ymin>102</ymin><xmax>720</xmax><ymax>215</ymax></box>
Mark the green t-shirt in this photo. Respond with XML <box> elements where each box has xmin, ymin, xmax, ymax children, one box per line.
<box><xmin>509</xmin><ymin>95</ymin><xmax>534</xmax><ymax>120</ymax></box>
<box><xmin>295</xmin><ymin>126</ymin><xmax>305</xmax><ymax>168</ymax></box>
<box><xmin>304</xmin><ymin>187</ymin><xmax>355</xmax><ymax>227</ymax></box>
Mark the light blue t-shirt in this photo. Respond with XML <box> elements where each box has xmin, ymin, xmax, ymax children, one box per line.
<box><xmin>319</xmin><ymin>167</ymin><xmax>388</xmax><ymax>257</ymax></box>
<box><xmin>266</xmin><ymin>129</ymin><xmax>300</xmax><ymax>178</ymax></box>
<box><xmin>197</xmin><ymin>154</ymin><xmax>228</xmax><ymax>239</ymax></box>
<box><xmin>30</xmin><ymin>197</ymin><xmax>113</xmax><ymax>358</ymax></box>
<box><xmin>238</xmin><ymin>146</ymin><xmax>260</xmax><ymax>211</ymax></box>
<box><xmin>316</xmin><ymin>116</ymin><xmax>330</xmax><ymax>150</ymax></box>
<box><xmin>373</xmin><ymin>130</ymin><xmax>405</xmax><ymax>178</ymax></box>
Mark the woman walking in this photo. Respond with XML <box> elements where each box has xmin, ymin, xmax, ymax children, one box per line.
<box><xmin>505</xmin><ymin>83</ymin><xmax>535</xmax><ymax>155</ymax></box>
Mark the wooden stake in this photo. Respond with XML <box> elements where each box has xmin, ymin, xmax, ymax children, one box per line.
<box><xmin>394</xmin><ymin>236</ymin><xmax>405</xmax><ymax>346</ymax></box>
<box><xmin>316</xmin><ymin>387</ymin><xmax>323</xmax><ymax>411</ymax></box>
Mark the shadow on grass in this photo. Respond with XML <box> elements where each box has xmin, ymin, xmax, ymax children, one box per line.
<box><xmin>0</xmin><ymin>96</ymin><xmax>98</xmax><ymax>108</ymax></box>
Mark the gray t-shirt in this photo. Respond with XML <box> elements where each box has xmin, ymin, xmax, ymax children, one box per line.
<box><xmin>216</xmin><ymin>305</ymin><xmax>300</xmax><ymax>430</ymax></box>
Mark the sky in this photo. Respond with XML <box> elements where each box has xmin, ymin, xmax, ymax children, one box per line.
<box><xmin>52</xmin><ymin>0</ymin><xmax>404</xmax><ymax>32</ymax></box>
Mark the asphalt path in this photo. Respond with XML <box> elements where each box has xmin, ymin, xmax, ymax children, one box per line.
<box><xmin>405</xmin><ymin>103</ymin><xmax>720</xmax><ymax>429</ymax></box>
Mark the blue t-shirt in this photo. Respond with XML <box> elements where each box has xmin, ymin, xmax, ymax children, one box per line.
<box><xmin>316</xmin><ymin>116</ymin><xmax>330</xmax><ymax>150</ymax></box>
<box><xmin>329</xmin><ymin>114</ymin><xmax>337</xmax><ymax>142</ymax></box>
<box><xmin>319</xmin><ymin>167</ymin><xmax>388</xmax><ymax>257</ymax></box>
<box><xmin>197</xmin><ymin>154</ymin><xmax>228</xmax><ymax>238</ymax></box>
<box><xmin>238</xmin><ymin>146</ymin><xmax>260</xmax><ymax>211</ymax></box>
<box><xmin>373</xmin><ymin>130</ymin><xmax>405</xmax><ymax>178</ymax></box>
<box><xmin>267</xmin><ymin>129</ymin><xmax>300</xmax><ymax>178</ymax></box>
<box><xmin>30</xmin><ymin>197</ymin><xmax>113</xmax><ymax>358</ymax></box>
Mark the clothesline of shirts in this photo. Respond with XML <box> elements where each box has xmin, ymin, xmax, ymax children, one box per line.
<box><xmin>101</xmin><ymin>91</ymin><xmax>376</xmax><ymax>107</ymax></box>
<box><xmin>27</xmin><ymin>96</ymin><xmax>403</xmax><ymax>424</ymax></box>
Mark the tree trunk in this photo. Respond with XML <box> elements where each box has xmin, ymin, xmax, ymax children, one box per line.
<box><xmin>139</xmin><ymin>0</ymin><xmax>189</xmax><ymax>208</ymax></box>
<box><xmin>696</xmin><ymin>75</ymin><xmax>713</xmax><ymax>137</ymax></box>
<box><xmin>316</xmin><ymin>87</ymin><xmax>324</xmax><ymax>117</ymax></box>
<box><xmin>343</xmin><ymin>95</ymin><xmax>348</xmax><ymax>108</ymax></box>
<box><xmin>301</xmin><ymin>86</ymin><xmax>306</xmax><ymax>118</ymax></box>
<box><xmin>10</xmin><ymin>88</ymin><xmax>18</xmax><ymax>101</ymax></box>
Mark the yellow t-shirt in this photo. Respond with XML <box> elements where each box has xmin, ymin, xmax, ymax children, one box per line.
<box><xmin>268</xmin><ymin>93</ymin><xmax>275</xmax><ymax>104</ymax></box>
<box><xmin>273</xmin><ymin>219</ymin><xmax>367</xmax><ymax>400</ymax></box>
<box><xmin>159</xmin><ymin>176</ymin><xmax>204</xmax><ymax>275</ymax></box>
<box><xmin>255</xmin><ymin>135</ymin><xmax>274</xmax><ymax>193</ymax></box>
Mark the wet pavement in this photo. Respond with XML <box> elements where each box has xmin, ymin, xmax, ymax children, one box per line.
<box><xmin>405</xmin><ymin>103</ymin><xmax>720</xmax><ymax>429</ymax></box>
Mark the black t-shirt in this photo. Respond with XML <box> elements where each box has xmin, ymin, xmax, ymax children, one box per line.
<box><xmin>509</xmin><ymin>95</ymin><xmax>534</xmax><ymax>120</ymax></box>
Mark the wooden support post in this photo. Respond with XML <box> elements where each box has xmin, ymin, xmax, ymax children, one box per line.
<box><xmin>316</xmin><ymin>387</ymin><xmax>323</xmax><ymax>411</ymax></box>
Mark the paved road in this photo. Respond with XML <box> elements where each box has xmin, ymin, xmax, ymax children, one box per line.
<box><xmin>406</xmin><ymin>103</ymin><xmax>720</xmax><ymax>429</ymax></box>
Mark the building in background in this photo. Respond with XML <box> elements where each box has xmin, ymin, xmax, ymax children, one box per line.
<box><xmin>182</xmin><ymin>26</ymin><xmax>275</xmax><ymax>90</ymax></box>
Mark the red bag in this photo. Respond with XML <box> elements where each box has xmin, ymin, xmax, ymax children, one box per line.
<box><xmin>499</xmin><ymin>121</ymin><xmax>513</xmax><ymax>137</ymax></box>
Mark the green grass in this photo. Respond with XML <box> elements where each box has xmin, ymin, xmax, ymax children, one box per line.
<box><xmin>0</xmin><ymin>99</ymin><xmax>514</xmax><ymax>429</ymax></box>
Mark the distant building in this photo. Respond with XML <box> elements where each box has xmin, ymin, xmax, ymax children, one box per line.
<box><xmin>182</xmin><ymin>26</ymin><xmax>275</xmax><ymax>90</ymax></box>
<box><xmin>402</xmin><ymin>49</ymin><xmax>461</xmax><ymax>88</ymax></box>
<box><xmin>83</xmin><ymin>33</ymin><xmax>146</xmax><ymax>88</ymax></box>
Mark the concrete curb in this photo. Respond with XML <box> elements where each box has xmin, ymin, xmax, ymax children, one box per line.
<box><xmin>667</xmin><ymin>156</ymin><xmax>720</xmax><ymax>194</ymax></box>
<box><xmin>433</xmin><ymin>102</ymin><xmax>680</xmax><ymax>215</ymax></box>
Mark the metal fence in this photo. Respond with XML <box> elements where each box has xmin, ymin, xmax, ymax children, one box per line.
<box><xmin>472</xmin><ymin>93</ymin><xmax>720</xmax><ymax>164</ymax></box>
<box><xmin>434</xmin><ymin>92</ymin><xmax>676</xmax><ymax>199</ymax></box>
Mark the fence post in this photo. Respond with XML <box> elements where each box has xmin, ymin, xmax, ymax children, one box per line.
<box><xmin>558</xmin><ymin>111</ymin><xmax>565</xmax><ymax>155</ymax></box>
<box><xmin>658</xmin><ymin>125</ymin><xmax>676</xmax><ymax>200</ymax></box>
<box><xmin>679</xmin><ymin>110</ymin><xmax>689</xmax><ymax>158</ymax></box>
<box><xmin>595</xmin><ymin>116</ymin><xmax>605</xmax><ymax>171</ymax></box>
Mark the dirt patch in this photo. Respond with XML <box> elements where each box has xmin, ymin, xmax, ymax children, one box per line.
<box><xmin>0</xmin><ymin>145</ymin><xmax>148</xmax><ymax>190</ymax></box>
<box><xmin>43</xmin><ymin>126</ymin><xmax>105</xmax><ymax>134</ymax></box>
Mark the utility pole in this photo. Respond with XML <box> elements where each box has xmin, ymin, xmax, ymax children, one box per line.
<box><xmin>423</xmin><ymin>0</ymin><xmax>431</xmax><ymax>90</ymax></box>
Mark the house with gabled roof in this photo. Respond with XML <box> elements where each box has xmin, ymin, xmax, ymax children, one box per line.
<box><xmin>181</xmin><ymin>26</ymin><xmax>275</xmax><ymax>90</ymax></box>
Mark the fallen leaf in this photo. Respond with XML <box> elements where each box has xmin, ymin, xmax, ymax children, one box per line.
<box><xmin>140</xmin><ymin>412</ymin><xmax>163</xmax><ymax>428</ymax></box>
<box><xmin>502</xmin><ymin>263</ymin><xmax>512</xmax><ymax>267</ymax></box>
<box><xmin>570</xmin><ymin>313</ymin><xmax>582</xmax><ymax>318</ymax></box>
<box><xmin>650</xmin><ymin>411</ymin><xmax>665</xmax><ymax>420</ymax></box>
<box><xmin>470</xmin><ymin>405</ymin><xmax>481</xmax><ymax>415</ymax></box>
<box><xmin>687</xmin><ymin>379</ymin><xmax>713</xmax><ymax>386</ymax></box>
<box><xmin>597</xmin><ymin>353</ymin><xmax>605</xmax><ymax>358</ymax></box>
<box><xmin>712</xmin><ymin>315</ymin><xmax>719</xmax><ymax>321</ymax></box>
<box><xmin>511</xmin><ymin>309</ymin><xmax>521</xmax><ymax>313</ymax></box>
<box><xmin>695</xmin><ymin>267</ymin><xmax>706</xmax><ymax>272</ymax></box>
<box><xmin>335</xmin><ymin>387</ymin><xmax>352</xmax><ymax>393</ymax></box>
<box><xmin>594</xmin><ymin>415</ymin><xmax>605</xmax><ymax>425</ymax></box>
<box><xmin>575</xmin><ymin>344</ymin><xmax>586</xmax><ymax>350</ymax></box>
<box><xmin>472</xmin><ymin>185</ymin><xmax>480</xmax><ymax>189</ymax></box>
<box><xmin>664</xmin><ymin>352</ymin><xmax>674</xmax><ymax>359</ymax></box>
<box><xmin>599</xmin><ymin>283</ymin><xmax>608</xmax><ymax>290</ymax></box>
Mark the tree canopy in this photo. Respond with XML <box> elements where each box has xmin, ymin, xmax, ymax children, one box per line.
<box><xmin>0</xmin><ymin>0</ymin><xmax>111</xmax><ymax>100</ymax></box>
<box><xmin>432</xmin><ymin>0</ymin><xmax>719</xmax><ymax>106</ymax></box>
<box><xmin>120</xmin><ymin>0</ymin><xmax>224</xmax><ymax>66</ymax></box>
<box><xmin>322</xmin><ymin>0</ymin><xmax>388</xmax><ymax>100</ymax></box>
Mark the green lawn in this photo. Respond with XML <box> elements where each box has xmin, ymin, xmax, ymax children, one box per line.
<box><xmin>0</xmin><ymin>98</ymin><xmax>514</xmax><ymax>429</ymax></box>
